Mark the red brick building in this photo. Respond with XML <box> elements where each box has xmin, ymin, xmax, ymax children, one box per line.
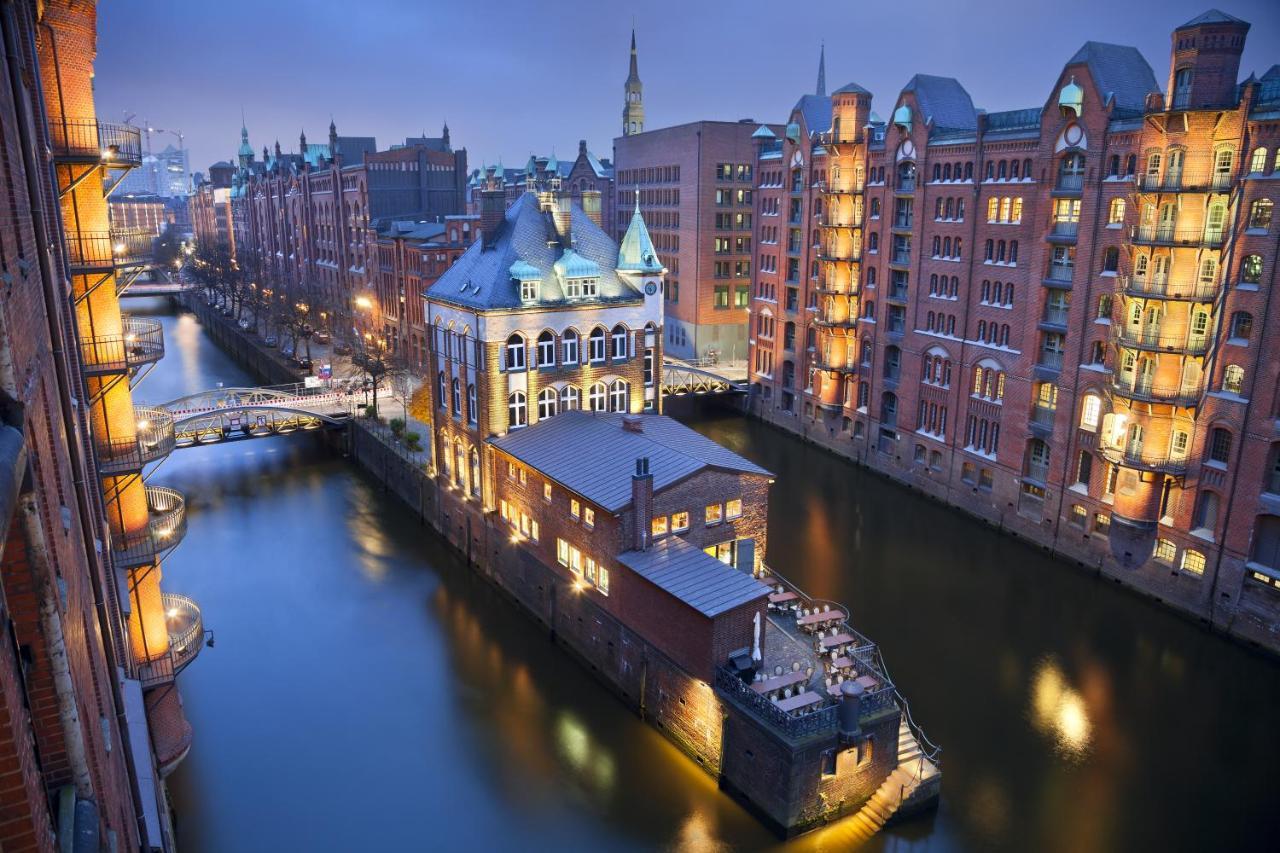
<box><xmin>748</xmin><ymin>9</ymin><xmax>1280</xmax><ymax>653</ymax></box>
<box><xmin>3</xmin><ymin>2</ymin><xmax>193</xmax><ymax>849</ymax></box>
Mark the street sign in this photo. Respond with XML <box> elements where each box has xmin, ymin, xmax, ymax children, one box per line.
<box><xmin>304</xmin><ymin>375</ymin><xmax>322</xmax><ymax>388</ymax></box>
<box><xmin>318</xmin><ymin>363</ymin><xmax>332</xmax><ymax>380</ymax></box>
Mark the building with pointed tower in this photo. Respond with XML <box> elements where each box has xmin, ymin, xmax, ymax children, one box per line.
<box><xmin>623</xmin><ymin>28</ymin><xmax>644</xmax><ymax>137</ymax></box>
<box><xmin>747</xmin><ymin>9</ymin><xmax>1280</xmax><ymax>654</ymax></box>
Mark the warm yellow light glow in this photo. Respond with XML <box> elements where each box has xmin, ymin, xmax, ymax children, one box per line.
<box><xmin>113</xmin><ymin>242</ymin><xmax>126</xmax><ymax>254</ymax></box>
<box><xmin>137</xmin><ymin>419</ymin><xmax>150</xmax><ymax>430</ymax></box>
<box><xmin>1030</xmin><ymin>658</ymin><xmax>1092</xmax><ymax>759</ymax></box>
<box><xmin>355</xmin><ymin>296</ymin><xmax>373</xmax><ymax>310</ymax></box>
<box><xmin>166</xmin><ymin>608</ymin><xmax>179</xmax><ymax>618</ymax></box>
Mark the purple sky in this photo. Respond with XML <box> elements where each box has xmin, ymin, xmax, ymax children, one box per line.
<box><xmin>95</xmin><ymin>0</ymin><xmax>1279</xmax><ymax>176</ymax></box>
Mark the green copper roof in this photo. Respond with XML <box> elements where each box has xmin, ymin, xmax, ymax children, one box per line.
<box><xmin>508</xmin><ymin>259</ymin><xmax>542</xmax><ymax>280</ymax></box>
<box><xmin>553</xmin><ymin>249</ymin><xmax>601</xmax><ymax>280</ymax></box>
<box><xmin>617</xmin><ymin>201</ymin><xmax>664</xmax><ymax>274</ymax></box>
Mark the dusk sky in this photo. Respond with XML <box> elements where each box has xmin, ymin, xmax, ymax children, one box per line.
<box><xmin>96</xmin><ymin>0</ymin><xmax>1279</xmax><ymax>176</ymax></box>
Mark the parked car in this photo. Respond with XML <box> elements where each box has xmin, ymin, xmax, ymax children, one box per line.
<box><xmin>238</xmin><ymin>319</ymin><xmax>252</xmax><ymax>331</ymax></box>
<box><xmin>293</xmin><ymin>356</ymin><xmax>313</xmax><ymax>371</ymax></box>
<box><xmin>315</xmin><ymin>330</ymin><xmax>331</xmax><ymax>345</ymax></box>
<box><xmin>263</xmin><ymin>336</ymin><xmax>278</xmax><ymax>348</ymax></box>
<box><xmin>333</xmin><ymin>342</ymin><xmax>352</xmax><ymax>356</ymax></box>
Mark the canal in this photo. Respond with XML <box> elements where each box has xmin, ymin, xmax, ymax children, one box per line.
<box><xmin>127</xmin><ymin>297</ymin><xmax>1279</xmax><ymax>852</ymax></box>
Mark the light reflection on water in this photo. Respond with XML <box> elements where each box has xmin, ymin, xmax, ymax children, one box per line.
<box><xmin>128</xmin><ymin>298</ymin><xmax>1280</xmax><ymax>853</ymax></box>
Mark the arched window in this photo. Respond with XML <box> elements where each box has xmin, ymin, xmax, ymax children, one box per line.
<box><xmin>436</xmin><ymin>371</ymin><xmax>447</xmax><ymax>409</ymax></box>
<box><xmin>1249</xmin><ymin>198</ymin><xmax>1273</xmax><ymax>231</ymax></box>
<box><xmin>537</xmin><ymin>388</ymin><xmax>558</xmax><ymax>420</ymax></box>
<box><xmin>1241</xmin><ymin>254</ymin><xmax>1264</xmax><ymax>284</ymax></box>
<box><xmin>870</xmin><ymin>197</ymin><xmax>881</xmax><ymax>217</ymax></box>
<box><xmin>1108</xmin><ymin>155</ymin><xmax>1120</xmax><ymax>177</ymax></box>
<box><xmin>881</xmin><ymin>391</ymin><xmax>898</xmax><ymax>426</ymax></box>
<box><xmin>451</xmin><ymin>377</ymin><xmax>461</xmax><ymax>417</ymax></box>
<box><xmin>1080</xmin><ymin>394</ymin><xmax>1101</xmax><ymax>430</ymax></box>
<box><xmin>470</xmin><ymin>448</ymin><xmax>481</xmax><ymax>497</ymax></box>
<box><xmin>1108</xmin><ymin>198</ymin><xmax>1126</xmax><ymax>224</ymax></box>
<box><xmin>1207</xmin><ymin>427</ymin><xmax>1232</xmax><ymax>464</ymax></box>
<box><xmin>1102</xmin><ymin>246</ymin><xmax>1119</xmax><ymax>273</ymax></box>
<box><xmin>563</xmin><ymin>329</ymin><xmax>580</xmax><ymax>364</ymax></box>
<box><xmin>537</xmin><ymin>330</ymin><xmax>556</xmax><ymax>367</ymax></box>
<box><xmin>1223</xmin><ymin>364</ymin><xmax>1245</xmax><ymax>394</ymax></box>
<box><xmin>505</xmin><ymin>333</ymin><xmax>526</xmax><ymax>371</ymax></box>
<box><xmin>588</xmin><ymin>382</ymin><xmax>607</xmax><ymax>411</ymax></box>
<box><xmin>588</xmin><ymin>327</ymin><xmax>607</xmax><ymax>362</ymax></box>
<box><xmin>1250</xmin><ymin>146</ymin><xmax>1269</xmax><ymax>174</ymax></box>
<box><xmin>1125</xmin><ymin>154</ymin><xmax>1136</xmax><ymax>176</ymax></box>
<box><xmin>508</xmin><ymin>391</ymin><xmax>527</xmax><ymax>428</ymax></box>
<box><xmin>609</xmin><ymin>380</ymin><xmax>629</xmax><ymax>412</ymax></box>
<box><xmin>1022</xmin><ymin>158</ymin><xmax>1033</xmax><ymax>179</ymax></box>
<box><xmin>869</xmin><ymin>232</ymin><xmax>879</xmax><ymax>251</ymax></box>
<box><xmin>467</xmin><ymin>384</ymin><xmax>477</xmax><ymax>424</ymax></box>
<box><xmin>611</xmin><ymin>324</ymin><xmax>629</xmax><ymax>359</ymax></box>
<box><xmin>560</xmin><ymin>385</ymin><xmax>580</xmax><ymax>411</ymax></box>
<box><xmin>987</xmin><ymin>197</ymin><xmax>998</xmax><ymax>221</ymax></box>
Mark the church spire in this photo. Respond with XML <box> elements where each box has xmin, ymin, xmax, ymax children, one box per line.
<box><xmin>817</xmin><ymin>43</ymin><xmax>826</xmax><ymax>96</ymax></box>
<box><xmin>623</xmin><ymin>28</ymin><xmax>645</xmax><ymax>136</ymax></box>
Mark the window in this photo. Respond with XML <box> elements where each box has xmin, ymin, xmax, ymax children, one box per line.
<box><xmin>611</xmin><ymin>325</ymin><xmax>629</xmax><ymax>359</ymax></box>
<box><xmin>726</xmin><ymin>498</ymin><xmax>743</xmax><ymax>519</ymax></box>
<box><xmin>544</xmin><ymin>482</ymin><xmax>552</xmax><ymax>502</ymax></box>
<box><xmin>1250</xmin><ymin>146</ymin><xmax>1268</xmax><ymax>174</ymax></box>
<box><xmin>588</xmin><ymin>327</ymin><xmax>607</xmax><ymax>362</ymax></box>
<box><xmin>1249</xmin><ymin>198</ymin><xmax>1273</xmax><ymax>231</ymax></box>
<box><xmin>1241</xmin><ymin>254</ymin><xmax>1263</xmax><ymax>284</ymax></box>
<box><xmin>705</xmin><ymin>503</ymin><xmax>724</xmax><ymax>525</ymax></box>
<box><xmin>1223</xmin><ymin>365</ymin><xmax>1245</xmax><ymax>394</ymax></box>
<box><xmin>652</xmin><ymin>515</ymin><xmax>669</xmax><ymax>537</ymax></box>
<box><xmin>451</xmin><ymin>377</ymin><xmax>461</xmax><ymax>417</ymax></box>
<box><xmin>1070</xmin><ymin>504</ymin><xmax>1088</xmax><ymax>528</ymax></box>
<box><xmin>563</xmin><ymin>329</ymin><xmax>580</xmax><ymax>364</ymax></box>
<box><xmin>1230</xmin><ymin>311</ymin><xmax>1253</xmax><ymax>341</ymax></box>
<box><xmin>521</xmin><ymin>278</ymin><xmax>539</xmax><ymax>302</ymax></box>
<box><xmin>1153</xmin><ymin>538</ymin><xmax>1176</xmax><ymax>565</ymax></box>
<box><xmin>1080</xmin><ymin>394</ymin><xmax>1101</xmax><ymax>430</ymax></box>
<box><xmin>537</xmin><ymin>388</ymin><xmax>558</xmax><ymax>420</ymax></box>
<box><xmin>507</xmin><ymin>391</ymin><xmax>527</xmax><ymax>427</ymax></box>
<box><xmin>505</xmin><ymin>334</ymin><xmax>526</xmax><ymax>371</ymax></box>
<box><xmin>537</xmin><ymin>331</ymin><xmax>555</xmax><ymax>367</ymax></box>
<box><xmin>571</xmin><ymin>499</ymin><xmax>581</xmax><ymax>520</ymax></box>
<box><xmin>1181</xmin><ymin>550</ymin><xmax>1206</xmax><ymax>576</ymax></box>
<box><xmin>1207</xmin><ymin>428</ymin><xmax>1232</xmax><ymax>464</ymax></box>
<box><xmin>560</xmin><ymin>385</ymin><xmax>580</xmax><ymax>411</ymax></box>
<box><xmin>597</xmin><ymin>566</ymin><xmax>610</xmax><ymax>595</ymax></box>
<box><xmin>609</xmin><ymin>380</ymin><xmax>629</xmax><ymax>412</ymax></box>
<box><xmin>584</xmin><ymin>507</ymin><xmax>595</xmax><ymax>528</ymax></box>
<box><xmin>587</xmin><ymin>382</ymin><xmax>607</xmax><ymax>411</ymax></box>
<box><xmin>672</xmin><ymin>511</ymin><xmax>690</xmax><ymax>532</ymax></box>
<box><xmin>1194</xmin><ymin>491</ymin><xmax>1220</xmax><ymax>533</ymax></box>
<box><xmin>1108</xmin><ymin>198</ymin><xmax>1125</xmax><ymax>224</ymax></box>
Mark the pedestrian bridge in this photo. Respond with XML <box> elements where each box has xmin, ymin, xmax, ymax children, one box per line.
<box><xmin>660</xmin><ymin>361</ymin><xmax>746</xmax><ymax>396</ymax></box>
<box><xmin>158</xmin><ymin>382</ymin><xmax>373</xmax><ymax>446</ymax></box>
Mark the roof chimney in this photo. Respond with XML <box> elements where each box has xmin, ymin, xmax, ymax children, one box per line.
<box><xmin>553</xmin><ymin>193</ymin><xmax>572</xmax><ymax>247</ymax></box>
<box><xmin>581</xmin><ymin>190</ymin><xmax>602</xmax><ymax>228</ymax></box>
<box><xmin>479</xmin><ymin>188</ymin><xmax>505</xmax><ymax>247</ymax></box>
<box><xmin>632</xmin><ymin>457</ymin><xmax>653</xmax><ymax>551</ymax></box>
<box><xmin>622</xmin><ymin>413</ymin><xmax>643</xmax><ymax>433</ymax></box>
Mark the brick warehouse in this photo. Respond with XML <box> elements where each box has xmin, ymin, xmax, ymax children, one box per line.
<box><xmin>2</xmin><ymin>1</ymin><xmax>194</xmax><ymax>850</ymax></box>
<box><xmin>747</xmin><ymin>10</ymin><xmax>1280</xmax><ymax>653</ymax></box>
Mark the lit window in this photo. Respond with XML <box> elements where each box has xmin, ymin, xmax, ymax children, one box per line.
<box><xmin>543</xmin><ymin>482</ymin><xmax>552</xmax><ymax>502</ymax></box>
<box><xmin>705</xmin><ymin>504</ymin><xmax>724</xmax><ymax>525</ymax></box>
<box><xmin>584</xmin><ymin>507</ymin><xmax>595</xmax><ymax>529</ymax></box>
<box><xmin>570</xmin><ymin>499</ymin><xmax>580</xmax><ymax>520</ymax></box>
<box><xmin>652</xmin><ymin>515</ymin><xmax>669</xmax><ymax>536</ymax></box>
<box><xmin>1181</xmin><ymin>549</ymin><xmax>1206</xmax><ymax>576</ymax></box>
<box><xmin>597</xmin><ymin>566</ymin><xmax>610</xmax><ymax>595</ymax></box>
<box><xmin>1094</xmin><ymin>513</ymin><xmax>1111</xmax><ymax>535</ymax></box>
<box><xmin>726</xmin><ymin>499</ymin><xmax>743</xmax><ymax>519</ymax></box>
<box><xmin>530</xmin><ymin>520</ymin><xmax>540</xmax><ymax>542</ymax></box>
<box><xmin>1153</xmin><ymin>538</ymin><xmax>1176</xmax><ymax>564</ymax></box>
<box><xmin>1080</xmin><ymin>395</ymin><xmax>1101</xmax><ymax>430</ymax></box>
<box><xmin>1108</xmin><ymin>198</ymin><xmax>1125</xmax><ymax>225</ymax></box>
<box><xmin>672</xmin><ymin>511</ymin><xmax>690</xmax><ymax>531</ymax></box>
<box><xmin>557</xmin><ymin>538</ymin><xmax>569</xmax><ymax>566</ymax></box>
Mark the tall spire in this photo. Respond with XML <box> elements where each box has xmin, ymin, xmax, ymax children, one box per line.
<box><xmin>623</xmin><ymin>28</ymin><xmax>645</xmax><ymax>136</ymax></box>
<box><xmin>817</xmin><ymin>43</ymin><xmax>826</xmax><ymax>96</ymax></box>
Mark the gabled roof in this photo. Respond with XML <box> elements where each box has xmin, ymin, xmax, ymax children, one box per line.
<box><xmin>618</xmin><ymin>537</ymin><xmax>770</xmax><ymax>618</ymax></box>
<box><xmin>489</xmin><ymin>411</ymin><xmax>772</xmax><ymax>513</ymax></box>
<box><xmin>901</xmin><ymin>74</ymin><xmax>977</xmax><ymax>132</ymax></box>
<box><xmin>833</xmin><ymin>81</ymin><xmax>871</xmax><ymax>96</ymax></box>
<box><xmin>1066</xmin><ymin>42</ymin><xmax>1159</xmax><ymax>116</ymax></box>
<box><xmin>1178</xmin><ymin>9</ymin><xmax>1248</xmax><ymax>29</ymax></box>
<box><xmin>1261</xmin><ymin>64</ymin><xmax>1280</xmax><ymax>82</ymax></box>
<box><xmin>426</xmin><ymin>192</ymin><xmax>640</xmax><ymax>311</ymax></box>
<box><xmin>792</xmin><ymin>94</ymin><xmax>832</xmax><ymax>135</ymax></box>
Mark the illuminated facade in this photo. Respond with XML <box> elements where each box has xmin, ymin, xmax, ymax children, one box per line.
<box><xmin>2</xmin><ymin>1</ymin><xmax>197</xmax><ymax>848</ymax></box>
<box><xmin>748</xmin><ymin>9</ymin><xmax>1280</xmax><ymax>651</ymax></box>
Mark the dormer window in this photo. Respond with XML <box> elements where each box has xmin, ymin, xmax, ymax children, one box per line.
<box><xmin>565</xmin><ymin>278</ymin><xmax>582</xmax><ymax>299</ymax></box>
<box><xmin>521</xmin><ymin>279</ymin><xmax>539</xmax><ymax>302</ymax></box>
<box><xmin>582</xmin><ymin>277</ymin><xmax>598</xmax><ymax>297</ymax></box>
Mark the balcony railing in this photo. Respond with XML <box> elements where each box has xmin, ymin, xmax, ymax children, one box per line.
<box><xmin>1024</xmin><ymin>461</ymin><xmax>1050</xmax><ymax>483</ymax></box>
<box><xmin>890</xmin><ymin>251</ymin><xmax>912</xmax><ymax>266</ymax></box>
<box><xmin>1037</xmin><ymin>350</ymin><xmax>1065</xmax><ymax>370</ymax></box>
<box><xmin>80</xmin><ymin>317</ymin><xmax>164</xmax><ymax>375</ymax></box>
<box><xmin>113</xmin><ymin>486</ymin><xmax>187</xmax><ymax>567</ymax></box>
<box><xmin>1042</xmin><ymin>306</ymin><xmax>1070</xmax><ymax>327</ymax></box>
<box><xmin>1054</xmin><ymin>173</ymin><xmax>1085</xmax><ymax>192</ymax></box>
<box><xmin>892</xmin><ymin>216</ymin><xmax>914</xmax><ymax>230</ymax></box>
<box><xmin>820</xmin><ymin>213</ymin><xmax>863</xmax><ymax>228</ymax></box>
<box><xmin>1030</xmin><ymin>405</ymin><xmax>1056</xmax><ymax>429</ymax></box>
<box><xmin>97</xmin><ymin>407</ymin><xmax>176</xmax><ymax>475</ymax></box>
<box><xmin>1109</xmin><ymin>376</ymin><xmax>1203</xmax><ymax>406</ymax></box>
<box><xmin>1114</xmin><ymin>325</ymin><xmax>1210</xmax><ymax>354</ymax></box>
<box><xmin>64</xmin><ymin>228</ymin><xmax>155</xmax><ymax>270</ymax></box>
<box><xmin>819</xmin><ymin>246</ymin><xmax>862</xmax><ymax>263</ymax></box>
<box><xmin>1049</xmin><ymin>220</ymin><xmax>1079</xmax><ymax>239</ymax></box>
<box><xmin>888</xmin><ymin>285</ymin><xmax>909</xmax><ymax>303</ymax></box>
<box><xmin>1121</xmin><ymin>275</ymin><xmax>1219</xmax><ymax>301</ymax></box>
<box><xmin>1130</xmin><ymin>225</ymin><xmax>1227</xmax><ymax>248</ymax></box>
<box><xmin>1135</xmin><ymin>170</ymin><xmax>1234</xmax><ymax>193</ymax></box>
<box><xmin>1045</xmin><ymin>263</ymin><xmax>1074</xmax><ymax>285</ymax></box>
<box><xmin>47</xmin><ymin>118</ymin><xmax>142</xmax><ymax>166</ymax></box>
<box><xmin>139</xmin><ymin>592</ymin><xmax>205</xmax><ymax>688</ymax></box>
<box><xmin>895</xmin><ymin>176</ymin><xmax>917</xmax><ymax>193</ymax></box>
<box><xmin>1100</xmin><ymin>444</ymin><xmax>1189</xmax><ymax>475</ymax></box>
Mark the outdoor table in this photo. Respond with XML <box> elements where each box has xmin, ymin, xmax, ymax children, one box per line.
<box><xmin>752</xmin><ymin>671</ymin><xmax>807</xmax><ymax>695</ymax></box>
<box><xmin>854</xmin><ymin>675</ymin><xmax>880</xmax><ymax>691</ymax></box>
<box><xmin>768</xmin><ymin>591</ymin><xmax>799</xmax><ymax>605</ymax></box>
<box><xmin>797</xmin><ymin>610</ymin><xmax>846</xmax><ymax>627</ymax></box>
<box><xmin>774</xmin><ymin>691</ymin><xmax>823</xmax><ymax>713</ymax></box>
<box><xmin>819</xmin><ymin>632</ymin><xmax>855</xmax><ymax>650</ymax></box>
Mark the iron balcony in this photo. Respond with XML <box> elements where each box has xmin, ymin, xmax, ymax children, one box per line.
<box><xmin>47</xmin><ymin>117</ymin><xmax>142</xmax><ymax>166</ymax></box>
<box><xmin>1134</xmin><ymin>171</ymin><xmax>1234</xmax><ymax>193</ymax></box>
<box><xmin>139</xmin><ymin>592</ymin><xmax>205</xmax><ymax>688</ymax></box>
<box><xmin>80</xmin><ymin>316</ymin><xmax>165</xmax><ymax>375</ymax></box>
<box><xmin>96</xmin><ymin>407</ymin><xmax>176</xmax><ymax>475</ymax></box>
<box><xmin>1130</xmin><ymin>225</ymin><xmax>1227</xmax><ymax>249</ymax></box>
<box><xmin>1109</xmin><ymin>376</ymin><xmax>1203</xmax><ymax>407</ymax></box>
<box><xmin>1113</xmin><ymin>325</ymin><xmax>1211</xmax><ymax>355</ymax></box>
<box><xmin>1099</xmin><ymin>444</ymin><xmax>1190</xmax><ymax>476</ymax></box>
<box><xmin>64</xmin><ymin>227</ymin><xmax>156</xmax><ymax>271</ymax></box>
<box><xmin>112</xmin><ymin>486</ymin><xmax>187</xmax><ymax>567</ymax></box>
<box><xmin>1121</xmin><ymin>275</ymin><xmax>1219</xmax><ymax>302</ymax></box>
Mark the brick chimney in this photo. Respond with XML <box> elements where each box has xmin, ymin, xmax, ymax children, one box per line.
<box><xmin>631</xmin><ymin>457</ymin><xmax>653</xmax><ymax>551</ymax></box>
<box><xmin>479</xmin><ymin>188</ymin><xmax>505</xmax><ymax>247</ymax></box>
<box><xmin>552</xmin><ymin>193</ymin><xmax>573</xmax><ymax>247</ymax></box>
<box><xmin>622</xmin><ymin>413</ymin><xmax>643</xmax><ymax>433</ymax></box>
<box><xmin>581</xmin><ymin>190</ymin><xmax>602</xmax><ymax>228</ymax></box>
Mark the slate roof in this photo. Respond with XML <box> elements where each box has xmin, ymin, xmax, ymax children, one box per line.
<box><xmin>792</xmin><ymin>94</ymin><xmax>832</xmax><ymax>135</ymax></box>
<box><xmin>426</xmin><ymin>192</ymin><xmax>643</xmax><ymax>311</ymax></box>
<box><xmin>1178</xmin><ymin>9</ymin><xmax>1247</xmax><ymax>28</ymax></box>
<box><xmin>1066</xmin><ymin>42</ymin><xmax>1159</xmax><ymax>116</ymax></box>
<box><xmin>490</xmin><ymin>411</ymin><xmax>772</xmax><ymax>513</ymax></box>
<box><xmin>901</xmin><ymin>74</ymin><xmax>977</xmax><ymax>132</ymax></box>
<box><xmin>833</xmin><ymin>81</ymin><xmax>871</xmax><ymax>95</ymax></box>
<box><xmin>618</xmin><ymin>537</ymin><xmax>771</xmax><ymax>618</ymax></box>
<box><xmin>375</xmin><ymin>221</ymin><xmax>447</xmax><ymax>242</ymax></box>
